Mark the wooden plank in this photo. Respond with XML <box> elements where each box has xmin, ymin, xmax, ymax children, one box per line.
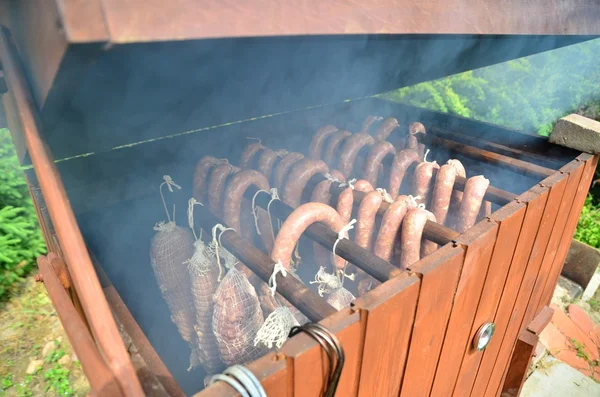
<box><xmin>429</xmin><ymin>221</ymin><xmax>499</xmax><ymax>397</ymax></box>
<box><xmin>398</xmin><ymin>244</ymin><xmax>465</xmax><ymax>397</ymax></box>
<box><xmin>468</xmin><ymin>184</ymin><xmax>552</xmax><ymax>397</ymax></box>
<box><xmin>482</xmin><ymin>159</ymin><xmax>584</xmax><ymax>397</ymax></box>
<box><xmin>451</xmin><ymin>201</ymin><xmax>527</xmax><ymax>396</ymax></box>
<box><xmin>194</xmin><ymin>351</ymin><xmax>289</xmax><ymax>397</ymax></box>
<box><xmin>537</xmin><ymin>154</ymin><xmax>599</xmax><ymax>310</ymax></box>
<box><xmin>280</xmin><ymin>309</ymin><xmax>363</xmax><ymax>397</ymax></box>
<box><xmin>353</xmin><ymin>274</ymin><xmax>420</xmax><ymax>397</ymax></box>
<box><xmin>500</xmin><ymin>330</ymin><xmax>538</xmax><ymax>397</ymax></box>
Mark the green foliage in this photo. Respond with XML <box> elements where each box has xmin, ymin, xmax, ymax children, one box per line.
<box><xmin>0</xmin><ymin>128</ymin><xmax>45</xmax><ymax>300</ymax></box>
<box><xmin>381</xmin><ymin>39</ymin><xmax>600</xmax><ymax>136</ymax></box>
<box><xmin>574</xmin><ymin>195</ymin><xmax>600</xmax><ymax>249</ymax></box>
<box><xmin>44</xmin><ymin>365</ymin><xmax>73</xmax><ymax>396</ymax></box>
<box><xmin>45</xmin><ymin>348</ymin><xmax>66</xmax><ymax>364</ymax></box>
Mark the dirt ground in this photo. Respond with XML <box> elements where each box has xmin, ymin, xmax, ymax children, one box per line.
<box><xmin>0</xmin><ymin>277</ymin><xmax>89</xmax><ymax>397</ymax></box>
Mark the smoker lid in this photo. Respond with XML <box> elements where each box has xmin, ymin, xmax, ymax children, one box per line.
<box><xmin>0</xmin><ymin>1</ymin><xmax>598</xmax><ymax>161</ymax></box>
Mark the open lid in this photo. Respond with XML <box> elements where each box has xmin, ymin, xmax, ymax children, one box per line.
<box><xmin>1</xmin><ymin>1</ymin><xmax>598</xmax><ymax>161</ymax></box>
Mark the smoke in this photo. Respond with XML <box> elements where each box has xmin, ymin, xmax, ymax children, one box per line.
<box><xmin>30</xmin><ymin>35</ymin><xmax>598</xmax><ymax>394</ymax></box>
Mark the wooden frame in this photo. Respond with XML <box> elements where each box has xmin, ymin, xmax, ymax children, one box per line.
<box><xmin>1</xmin><ymin>21</ymin><xmax>598</xmax><ymax>397</ymax></box>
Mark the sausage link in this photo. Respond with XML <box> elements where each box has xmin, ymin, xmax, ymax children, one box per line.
<box><xmin>406</xmin><ymin>134</ymin><xmax>419</xmax><ymax>151</ymax></box>
<box><xmin>356</xmin><ymin>191</ymin><xmax>383</xmax><ymax>251</ymax></box>
<box><xmin>338</xmin><ymin>133</ymin><xmax>375</xmax><ymax>178</ymax></box>
<box><xmin>446</xmin><ymin>159</ymin><xmax>467</xmax><ymax>229</ymax></box>
<box><xmin>257</xmin><ymin>147</ymin><xmax>279</xmax><ymax>181</ymax></box>
<box><xmin>455</xmin><ymin>175</ymin><xmax>490</xmax><ymax>233</ymax></box>
<box><xmin>409</xmin><ymin>122</ymin><xmax>426</xmax><ymax>136</ymax></box>
<box><xmin>207</xmin><ymin>164</ymin><xmax>238</xmax><ymax>218</ymax></box>
<box><xmin>399</xmin><ymin>207</ymin><xmax>429</xmax><ymax>269</ymax></box>
<box><xmin>336</xmin><ymin>187</ymin><xmax>354</xmax><ymax>225</ymax></box>
<box><xmin>240</xmin><ymin>142</ymin><xmax>263</xmax><ymax>168</ymax></box>
<box><xmin>363</xmin><ymin>141</ymin><xmax>396</xmax><ymax>186</ymax></box>
<box><xmin>418</xmin><ymin>143</ymin><xmax>426</xmax><ymax>161</ymax></box>
<box><xmin>412</xmin><ymin>161</ymin><xmax>440</xmax><ymax>206</ymax></box>
<box><xmin>271</xmin><ymin>202</ymin><xmax>346</xmax><ymax>270</ymax></box>
<box><xmin>360</xmin><ymin>115</ymin><xmax>381</xmax><ymax>134</ymax></box>
<box><xmin>193</xmin><ymin>156</ymin><xmax>219</xmax><ymax>203</ymax></box>
<box><xmin>389</xmin><ymin>150</ymin><xmax>420</xmax><ymax>199</ymax></box>
<box><xmin>323</xmin><ymin>130</ymin><xmax>352</xmax><ymax>166</ymax></box>
<box><xmin>372</xmin><ymin>117</ymin><xmax>400</xmax><ymax>141</ymax></box>
<box><xmin>282</xmin><ymin>159</ymin><xmax>329</xmax><ymax>207</ymax></box>
<box><xmin>353</xmin><ymin>179</ymin><xmax>374</xmax><ymax>193</ymax></box>
<box><xmin>311</xmin><ymin>170</ymin><xmax>346</xmax><ymax>269</ymax></box>
<box><xmin>310</xmin><ymin>170</ymin><xmax>346</xmax><ymax>205</ymax></box>
<box><xmin>273</xmin><ymin>152</ymin><xmax>304</xmax><ymax>190</ymax></box>
<box><xmin>374</xmin><ymin>195</ymin><xmax>409</xmax><ymax>263</ymax></box>
<box><xmin>421</xmin><ymin>211</ymin><xmax>438</xmax><ymax>258</ymax></box>
<box><xmin>223</xmin><ymin>169</ymin><xmax>275</xmax><ymax>253</ymax></box>
<box><xmin>430</xmin><ymin>164</ymin><xmax>457</xmax><ymax>226</ymax></box>
<box><xmin>309</xmin><ymin>125</ymin><xmax>338</xmax><ymax>159</ymax></box>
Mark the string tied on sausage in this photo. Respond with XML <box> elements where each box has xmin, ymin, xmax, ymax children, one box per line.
<box><xmin>211</xmin><ymin>224</ymin><xmax>238</xmax><ymax>281</ymax></box>
<box><xmin>405</xmin><ymin>195</ymin><xmax>421</xmax><ymax>208</ymax></box>
<box><xmin>159</xmin><ymin>175</ymin><xmax>181</xmax><ymax>223</ymax></box>
<box><xmin>324</xmin><ymin>173</ymin><xmax>341</xmax><ymax>183</ymax></box>
<box><xmin>253</xmin><ymin>260</ymin><xmax>298</xmax><ymax>349</ymax></box>
<box><xmin>276</xmin><ymin>149</ymin><xmax>289</xmax><ymax>157</ymax></box>
<box><xmin>338</xmin><ymin>178</ymin><xmax>357</xmax><ymax>189</ymax></box>
<box><xmin>187</xmin><ymin>198</ymin><xmax>204</xmax><ymax>241</ymax></box>
<box><xmin>251</xmin><ymin>189</ymin><xmax>271</xmax><ymax>236</ymax></box>
<box><xmin>376</xmin><ymin>188</ymin><xmax>393</xmax><ymax>203</ymax></box>
<box><xmin>332</xmin><ymin>218</ymin><xmax>357</xmax><ymax>260</ymax></box>
<box><xmin>310</xmin><ymin>266</ymin><xmax>343</xmax><ymax>297</ymax></box>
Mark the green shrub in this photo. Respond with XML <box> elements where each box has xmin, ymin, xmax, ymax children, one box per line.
<box><xmin>0</xmin><ymin>128</ymin><xmax>45</xmax><ymax>300</ymax></box>
<box><xmin>574</xmin><ymin>194</ymin><xmax>600</xmax><ymax>249</ymax></box>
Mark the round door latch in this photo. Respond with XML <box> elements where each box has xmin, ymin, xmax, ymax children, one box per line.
<box><xmin>473</xmin><ymin>322</ymin><xmax>495</xmax><ymax>351</ymax></box>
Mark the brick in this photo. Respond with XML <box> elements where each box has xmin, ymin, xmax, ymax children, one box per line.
<box><xmin>550</xmin><ymin>304</ymin><xmax>598</xmax><ymax>361</ymax></box>
<box><xmin>549</xmin><ymin>114</ymin><xmax>600</xmax><ymax>153</ymax></box>
<box><xmin>539</xmin><ymin>322</ymin><xmax>594</xmax><ymax>378</ymax></box>
<box><xmin>568</xmin><ymin>304</ymin><xmax>600</xmax><ymax>348</ymax></box>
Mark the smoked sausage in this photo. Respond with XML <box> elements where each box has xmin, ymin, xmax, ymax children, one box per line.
<box><xmin>455</xmin><ymin>175</ymin><xmax>490</xmax><ymax>233</ymax></box>
<box><xmin>309</xmin><ymin>125</ymin><xmax>338</xmax><ymax>159</ymax></box>
<box><xmin>446</xmin><ymin>159</ymin><xmax>467</xmax><ymax>229</ymax></box>
<box><xmin>208</xmin><ymin>164</ymin><xmax>238</xmax><ymax>218</ymax></box>
<box><xmin>257</xmin><ymin>147</ymin><xmax>280</xmax><ymax>181</ymax></box>
<box><xmin>373</xmin><ymin>195</ymin><xmax>409</xmax><ymax>263</ymax></box>
<box><xmin>399</xmin><ymin>207</ymin><xmax>429</xmax><ymax>270</ymax></box>
<box><xmin>323</xmin><ymin>130</ymin><xmax>352</xmax><ymax>166</ymax></box>
<box><xmin>353</xmin><ymin>179</ymin><xmax>374</xmax><ymax>193</ymax></box>
<box><xmin>338</xmin><ymin>133</ymin><xmax>375</xmax><ymax>178</ymax></box>
<box><xmin>372</xmin><ymin>117</ymin><xmax>400</xmax><ymax>141</ymax></box>
<box><xmin>363</xmin><ymin>141</ymin><xmax>395</xmax><ymax>186</ymax></box>
<box><xmin>282</xmin><ymin>159</ymin><xmax>329</xmax><ymax>207</ymax></box>
<box><xmin>240</xmin><ymin>142</ymin><xmax>263</xmax><ymax>168</ymax></box>
<box><xmin>389</xmin><ymin>150</ymin><xmax>420</xmax><ymax>199</ymax></box>
<box><xmin>430</xmin><ymin>163</ymin><xmax>457</xmax><ymax>226</ymax></box>
<box><xmin>273</xmin><ymin>152</ymin><xmax>304</xmax><ymax>190</ymax></box>
<box><xmin>271</xmin><ymin>202</ymin><xmax>346</xmax><ymax>271</ymax></box>
<box><xmin>193</xmin><ymin>156</ymin><xmax>219</xmax><ymax>203</ymax></box>
<box><xmin>412</xmin><ymin>160</ymin><xmax>440</xmax><ymax>206</ymax></box>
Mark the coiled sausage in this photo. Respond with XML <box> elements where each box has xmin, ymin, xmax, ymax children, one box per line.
<box><xmin>389</xmin><ymin>150</ymin><xmax>420</xmax><ymax>199</ymax></box>
<box><xmin>223</xmin><ymin>170</ymin><xmax>275</xmax><ymax>253</ymax></box>
<box><xmin>271</xmin><ymin>203</ymin><xmax>346</xmax><ymax>271</ymax></box>
<box><xmin>338</xmin><ymin>133</ymin><xmax>375</xmax><ymax>178</ymax></box>
<box><xmin>208</xmin><ymin>164</ymin><xmax>238</xmax><ymax>218</ymax></box>
<box><xmin>455</xmin><ymin>175</ymin><xmax>490</xmax><ymax>233</ymax></box>
<box><xmin>399</xmin><ymin>207</ymin><xmax>429</xmax><ymax>270</ymax></box>
<box><xmin>282</xmin><ymin>159</ymin><xmax>329</xmax><ymax>207</ymax></box>
<box><xmin>353</xmin><ymin>179</ymin><xmax>374</xmax><ymax>193</ymax></box>
<box><xmin>240</xmin><ymin>142</ymin><xmax>263</xmax><ymax>168</ymax></box>
<box><xmin>446</xmin><ymin>159</ymin><xmax>466</xmax><ymax>229</ymax></box>
<box><xmin>309</xmin><ymin>125</ymin><xmax>338</xmax><ymax>159</ymax></box>
<box><xmin>363</xmin><ymin>141</ymin><xmax>396</xmax><ymax>186</ymax></box>
<box><xmin>257</xmin><ymin>147</ymin><xmax>279</xmax><ymax>181</ymax></box>
<box><xmin>412</xmin><ymin>160</ymin><xmax>440</xmax><ymax>206</ymax></box>
<box><xmin>273</xmin><ymin>152</ymin><xmax>304</xmax><ymax>190</ymax></box>
<box><xmin>360</xmin><ymin>115</ymin><xmax>381</xmax><ymax>134</ymax></box>
<box><xmin>372</xmin><ymin>117</ymin><xmax>400</xmax><ymax>141</ymax></box>
<box><xmin>430</xmin><ymin>163</ymin><xmax>457</xmax><ymax>226</ymax></box>
<box><xmin>373</xmin><ymin>195</ymin><xmax>409</xmax><ymax>263</ymax></box>
<box><xmin>193</xmin><ymin>156</ymin><xmax>219</xmax><ymax>203</ymax></box>
<box><xmin>323</xmin><ymin>130</ymin><xmax>352</xmax><ymax>166</ymax></box>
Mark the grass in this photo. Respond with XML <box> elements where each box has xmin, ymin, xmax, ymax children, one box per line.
<box><xmin>0</xmin><ymin>276</ymin><xmax>88</xmax><ymax>396</ymax></box>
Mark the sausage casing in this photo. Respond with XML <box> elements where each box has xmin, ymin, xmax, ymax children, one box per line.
<box><xmin>193</xmin><ymin>156</ymin><xmax>219</xmax><ymax>203</ymax></box>
<box><xmin>309</xmin><ymin>125</ymin><xmax>338</xmax><ymax>159</ymax></box>
<box><xmin>363</xmin><ymin>141</ymin><xmax>395</xmax><ymax>186</ymax></box>
<box><xmin>273</xmin><ymin>152</ymin><xmax>304</xmax><ymax>190</ymax></box>
<box><xmin>338</xmin><ymin>133</ymin><xmax>375</xmax><ymax>178</ymax></box>
<box><xmin>240</xmin><ymin>142</ymin><xmax>263</xmax><ymax>168</ymax></box>
<box><xmin>389</xmin><ymin>150</ymin><xmax>420</xmax><ymax>199</ymax></box>
<box><xmin>282</xmin><ymin>159</ymin><xmax>329</xmax><ymax>207</ymax></box>
<box><xmin>455</xmin><ymin>175</ymin><xmax>489</xmax><ymax>233</ymax></box>
<box><xmin>323</xmin><ymin>130</ymin><xmax>352</xmax><ymax>166</ymax></box>
<box><xmin>372</xmin><ymin>117</ymin><xmax>399</xmax><ymax>141</ymax></box>
<box><xmin>399</xmin><ymin>207</ymin><xmax>429</xmax><ymax>269</ymax></box>
<box><xmin>271</xmin><ymin>202</ymin><xmax>346</xmax><ymax>270</ymax></box>
<box><xmin>430</xmin><ymin>163</ymin><xmax>457</xmax><ymax>226</ymax></box>
<box><xmin>412</xmin><ymin>161</ymin><xmax>440</xmax><ymax>206</ymax></box>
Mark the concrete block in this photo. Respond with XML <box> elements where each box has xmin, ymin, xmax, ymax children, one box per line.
<box><xmin>562</xmin><ymin>239</ymin><xmax>600</xmax><ymax>291</ymax></box>
<box><xmin>549</xmin><ymin>114</ymin><xmax>600</xmax><ymax>153</ymax></box>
